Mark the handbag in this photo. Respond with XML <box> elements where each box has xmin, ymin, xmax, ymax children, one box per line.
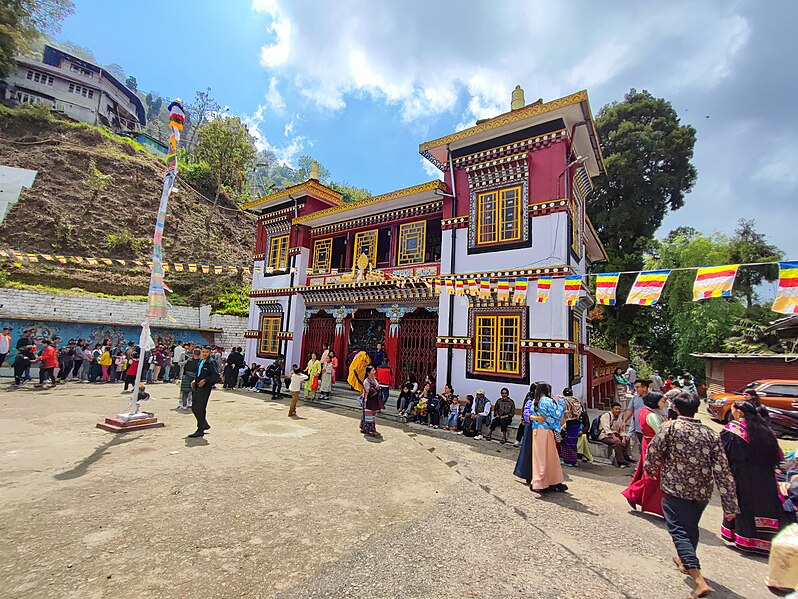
<box><xmin>311</xmin><ymin>374</ymin><xmax>319</xmax><ymax>391</ymax></box>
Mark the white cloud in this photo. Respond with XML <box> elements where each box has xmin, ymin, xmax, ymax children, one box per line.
<box><xmin>251</xmin><ymin>1</ymin><xmax>751</xmax><ymax>130</ymax></box>
<box><xmin>283</xmin><ymin>120</ymin><xmax>293</xmax><ymax>137</ymax></box>
<box><xmin>264</xmin><ymin>77</ymin><xmax>285</xmax><ymax>114</ymax></box>
<box><xmin>242</xmin><ymin>104</ymin><xmax>306</xmax><ymax>167</ymax></box>
<box><xmin>420</xmin><ymin>156</ymin><xmax>444</xmax><ymax>181</ymax></box>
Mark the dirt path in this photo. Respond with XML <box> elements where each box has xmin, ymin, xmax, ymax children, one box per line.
<box><xmin>0</xmin><ymin>382</ymin><xmax>773</xmax><ymax>598</ymax></box>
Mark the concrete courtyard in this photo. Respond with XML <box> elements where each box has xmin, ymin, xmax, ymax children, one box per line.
<box><xmin>0</xmin><ymin>382</ymin><xmax>775</xmax><ymax>598</ymax></box>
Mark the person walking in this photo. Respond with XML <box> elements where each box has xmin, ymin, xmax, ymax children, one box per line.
<box><xmin>287</xmin><ymin>365</ymin><xmax>308</xmax><ymax>417</ymax></box>
<box><xmin>513</xmin><ymin>383</ymin><xmax>537</xmax><ymax>482</ymax></box>
<box><xmin>56</xmin><ymin>339</ymin><xmax>75</xmax><ymax>383</ymax></box>
<box><xmin>99</xmin><ymin>346</ymin><xmax>112</xmax><ymax>382</ymax></box>
<box><xmin>560</xmin><ymin>388</ymin><xmax>582</xmax><ymax>467</ymax></box>
<box><xmin>360</xmin><ymin>365</ymin><xmax>382</xmax><ymax>438</ymax></box>
<box><xmin>528</xmin><ymin>382</ymin><xmax>567</xmax><ymax>493</ymax></box>
<box><xmin>188</xmin><ymin>347</ymin><xmax>221</xmax><ymax>438</ymax></box>
<box><xmin>644</xmin><ymin>392</ymin><xmax>739</xmax><ymax>598</ymax></box>
<box><xmin>0</xmin><ymin>326</ymin><xmax>12</xmax><ymax>370</ymax></box>
<box><xmin>622</xmin><ymin>392</ymin><xmax>666</xmax><ymax>516</ymax></box>
<box><xmin>35</xmin><ymin>338</ymin><xmax>59</xmax><ymax>387</ymax></box>
<box><xmin>304</xmin><ymin>352</ymin><xmax>321</xmax><ymax>400</ymax></box>
<box><xmin>178</xmin><ymin>348</ymin><xmax>201</xmax><ymax>410</ymax></box>
<box><xmin>16</xmin><ymin>328</ymin><xmax>35</xmax><ymax>383</ymax></box>
<box><xmin>720</xmin><ymin>400</ymin><xmax>786</xmax><ymax>554</ymax></box>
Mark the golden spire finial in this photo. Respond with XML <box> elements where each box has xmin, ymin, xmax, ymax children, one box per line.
<box><xmin>511</xmin><ymin>85</ymin><xmax>525</xmax><ymax>110</ymax></box>
<box><xmin>309</xmin><ymin>160</ymin><xmax>320</xmax><ymax>181</ymax></box>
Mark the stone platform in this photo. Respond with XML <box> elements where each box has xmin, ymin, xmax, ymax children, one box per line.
<box><xmin>96</xmin><ymin>415</ymin><xmax>165</xmax><ymax>433</ymax></box>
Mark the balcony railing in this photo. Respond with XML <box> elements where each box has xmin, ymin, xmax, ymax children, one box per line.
<box><xmin>306</xmin><ymin>262</ymin><xmax>440</xmax><ymax>287</ymax></box>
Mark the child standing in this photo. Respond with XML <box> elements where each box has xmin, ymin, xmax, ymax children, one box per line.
<box><xmin>287</xmin><ymin>365</ymin><xmax>308</xmax><ymax>417</ymax></box>
<box><xmin>123</xmin><ymin>353</ymin><xmax>139</xmax><ymax>392</ymax></box>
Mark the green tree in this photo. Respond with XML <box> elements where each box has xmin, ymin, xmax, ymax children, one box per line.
<box><xmin>196</xmin><ymin>116</ymin><xmax>257</xmax><ymax>231</ymax></box>
<box><xmin>125</xmin><ymin>75</ymin><xmax>137</xmax><ymax>91</ymax></box>
<box><xmin>0</xmin><ymin>0</ymin><xmax>73</xmax><ymax>76</ymax></box>
<box><xmin>104</xmin><ymin>62</ymin><xmax>125</xmax><ymax>80</ymax></box>
<box><xmin>729</xmin><ymin>218</ymin><xmax>782</xmax><ymax>308</ymax></box>
<box><xmin>588</xmin><ymin>89</ymin><xmax>698</xmax><ymax>356</ymax></box>
<box><xmin>186</xmin><ymin>88</ymin><xmax>221</xmax><ymax>152</ymax></box>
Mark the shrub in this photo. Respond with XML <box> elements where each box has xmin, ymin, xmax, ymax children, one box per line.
<box><xmin>106</xmin><ymin>230</ymin><xmax>146</xmax><ymax>255</ymax></box>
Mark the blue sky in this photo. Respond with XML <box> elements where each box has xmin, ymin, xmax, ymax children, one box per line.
<box><xmin>59</xmin><ymin>0</ymin><xmax>797</xmax><ymax>263</ymax></box>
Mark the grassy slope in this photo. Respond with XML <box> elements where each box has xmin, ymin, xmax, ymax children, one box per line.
<box><xmin>0</xmin><ymin>106</ymin><xmax>255</xmax><ymax>313</ymax></box>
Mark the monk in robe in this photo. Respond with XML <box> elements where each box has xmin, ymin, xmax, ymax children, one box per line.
<box><xmin>347</xmin><ymin>351</ymin><xmax>370</xmax><ymax>394</ymax></box>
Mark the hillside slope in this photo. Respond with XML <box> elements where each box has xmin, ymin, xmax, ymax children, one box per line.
<box><xmin>0</xmin><ymin>105</ymin><xmax>255</xmax><ymax>306</ymax></box>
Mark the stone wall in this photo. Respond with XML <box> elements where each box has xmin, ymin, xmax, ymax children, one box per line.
<box><xmin>0</xmin><ymin>288</ymin><xmax>247</xmax><ymax>359</ymax></box>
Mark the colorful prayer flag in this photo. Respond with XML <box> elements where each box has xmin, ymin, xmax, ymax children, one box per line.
<box><xmin>512</xmin><ymin>278</ymin><xmax>529</xmax><ymax>305</ymax></box>
<box><xmin>537</xmin><ymin>277</ymin><xmax>551</xmax><ymax>303</ymax></box>
<box><xmin>72</xmin><ymin>256</ymin><xmax>83</xmax><ymax>264</ymax></box>
<box><xmin>162</xmin><ymin>263</ymin><xmax>170</xmax><ymax>272</ymax></box>
<box><xmin>773</xmin><ymin>261</ymin><xmax>798</xmax><ymax>314</ymax></box>
<box><xmin>101</xmin><ymin>258</ymin><xmax>112</xmax><ymax>265</ymax></box>
<box><xmin>42</xmin><ymin>254</ymin><xmax>54</xmax><ymax>261</ymax></box>
<box><xmin>213</xmin><ymin>265</ymin><xmax>222</xmax><ymax>275</ymax></box>
<box><xmin>243</xmin><ymin>267</ymin><xmax>251</xmax><ymax>275</ymax></box>
<box><xmin>467</xmin><ymin>278</ymin><xmax>477</xmax><ymax>296</ymax></box>
<box><xmin>228</xmin><ymin>265</ymin><xmax>237</xmax><ymax>274</ymax></box>
<box><xmin>479</xmin><ymin>279</ymin><xmax>491</xmax><ymax>300</ymax></box>
<box><xmin>201</xmin><ymin>264</ymin><xmax>210</xmax><ymax>274</ymax></box>
<box><xmin>564</xmin><ymin>275</ymin><xmax>582</xmax><ymax>306</ymax></box>
<box><xmin>116</xmin><ymin>259</ymin><xmax>126</xmax><ymax>265</ymax></box>
<box><xmin>693</xmin><ymin>264</ymin><xmax>739</xmax><ymax>300</ymax></box>
<box><xmin>626</xmin><ymin>270</ymin><xmax>670</xmax><ymax>306</ymax></box>
<box><xmin>26</xmin><ymin>254</ymin><xmax>39</xmax><ymax>263</ymax></box>
<box><xmin>174</xmin><ymin>263</ymin><xmax>184</xmax><ymax>272</ymax></box>
<box><xmin>188</xmin><ymin>263</ymin><xmax>197</xmax><ymax>272</ymax></box>
<box><xmin>444</xmin><ymin>278</ymin><xmax>454</xmax><ymax>295</ymax></box>
<box><xmin>86</xmin><ymin>257</ymin><xmax>98</xmax><ymax>265</ymax></box>
<box><xmin>595</xmin><ymin>272</ymin><xmax>620</xmax><ymax>306</ymax></box>
<box><xmin>55</xmin><ymin>255</ymin><xmax>67</xmax><ymax>264</ymax></box>
<box><xmin>455</xmin><ymin>279</ymin><xmax>464</xmax><ymax>295</ymax></box>
<box><xmin>496</xmin><ymin>278</ymin><xmax>510</xmax><ymax>302</ymax></box>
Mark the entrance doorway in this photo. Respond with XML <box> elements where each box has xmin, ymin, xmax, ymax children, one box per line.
<box><xmin>302</xmin><ymin>311</ymin><xmax>334</xmax><ymax>365</ymax></box>
<box><xmin>397</xmin><ymin>308</ymin><xmax>437</xmax><ymax>385</ymax></box>
<box><xmin>348</xmin><ymin>309</ymin><xmax>386</xmax><ymax>358</ymax></box>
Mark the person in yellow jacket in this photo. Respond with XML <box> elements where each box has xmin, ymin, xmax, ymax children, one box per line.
<box><xmin>347</xmin><ymin>350</ymin><xmax>370</xmax><ymax>395</ymax></box>
<box><xmin>99</xmin><ymin>346</ymin><xmax>113</xmax><ymax>382</ymax></box>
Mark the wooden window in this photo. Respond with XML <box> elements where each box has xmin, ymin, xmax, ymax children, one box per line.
<box><xmin>353</xmin><ymin>230</ymin><xmax>378</xmax><ymax>267</ymax></box>
<box><xmin>259</xmin><ymin>315</ymin><xmax>281</xmax><ymax>356</ymax></box>
<box><xmin>268</xmin><ymin>235</ymin><xmax>288</xmax><ymax>270</ymax></box>
<box><xmin>313</xmin><ymin>238</ymin><xmax>333</xmax><ymax>273</ymax></box>
<box><xmin>397</xmin><ymin>221</ymin><xmax>426</xmax><ymax>265</ymax></box>
<box><xmin>474</xmin><ymin>314</ymin><xmax>521</xmax><ymax>375</ymax></box>
<box><xmin>477</xmin><ymin>186</ymin><xmax>521</xmax><ymax>245</ymax></box>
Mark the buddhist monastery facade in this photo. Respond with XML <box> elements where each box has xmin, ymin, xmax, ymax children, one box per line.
<box><xmin>243</xmin><ymin>87</ymin><xmax>608</xmax><ymax>401</ymax></box>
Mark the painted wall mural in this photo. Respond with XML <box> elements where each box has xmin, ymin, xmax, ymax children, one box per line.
<box><xmin>0</xmin><ymin>319</ymin><xmax>213</xmax><ymax>366</ymax></box>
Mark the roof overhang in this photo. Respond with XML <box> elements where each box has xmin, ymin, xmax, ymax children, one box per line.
<box><xmin>690</xmin><ymin>353</ymin><xmax>798</xmax><ymax>360</ymax></box>
<box><xmin>420</xmin><ymin>90</ymin><xmax>604</xmax><ymax>177</ymax></box>
<box><xmin>242</xmin><ymin>179</ymin><xmax>344</xmax><ymax>212</ymax></box>
<box><xmin>588</xmin><ymin>346</ymin><xmax>627</xmax><ymax>365</ymax></box>
<box><xmin>292</xmin><ymin>180</ymin><xmax>448</xmax><ymax>227</ymax></box>
<box><xmin>585</xmin><ymin>216</ymin><xmax>608</xmax><ymax>264</ymax></box>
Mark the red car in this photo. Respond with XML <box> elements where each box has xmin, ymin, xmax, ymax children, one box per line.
<box><xmin>707</xmin><ymin>380</ymin><xmax>798</xmax><ymax>423</ymax></box>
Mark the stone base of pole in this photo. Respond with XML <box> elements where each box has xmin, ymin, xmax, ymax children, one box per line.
<box><xmin>96</xmin><ymin>412</ymin><xmax>165</xmax><ymax>433</ymax></box>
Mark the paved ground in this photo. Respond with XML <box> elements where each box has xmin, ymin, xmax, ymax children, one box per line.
<box><xmin>0</xmin><ymin>381</ymin><xmax>776</xmax><ymax>598</ymax></box>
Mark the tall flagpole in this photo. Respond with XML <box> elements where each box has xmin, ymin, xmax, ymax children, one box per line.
<box><xmin>97</xmin><ymin>99</ymin><xmax>184</xmax><ymax>432</ymax></box>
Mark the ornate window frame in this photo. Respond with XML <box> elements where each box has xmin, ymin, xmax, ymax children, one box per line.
<box><xmin>466</xmin><ymin>305</ymin><xmax>528</xmax><ymax>381</ymax></box>
<box><xmin>268</xmin><ymin>234</ymin><xmax>288</xmax><ymax>270</ymax></box>
<box><xmin>312</xmin><ymin>238</ymin><xmax>333</xmax><ymax>273</ymax></box>
<box><xmin>259</xmin><ymin>313</ymin><xmax>282</xmax><ymax>357</ymax></box>
<box><xmin>397</xmin><ymin>221</ymin><xmax>427</xmax><ymax>266</ymax></box>
<box><xmin>353</xmin><ymin>230</ymin><xmax>378</xmax><ymax>267</ymax></box>
<box><xmin>570</xmin><ymin>308</ymin><xmax>583</xmax><ymax>384</ymax></box>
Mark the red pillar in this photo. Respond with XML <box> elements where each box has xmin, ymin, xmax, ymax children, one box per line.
<box><xmin>385</xmin><ymin>317</ymin><xmax>400</xmax><ymax>388</ymax></box>
<box><xmin>333</xmin><ymin>316</ymin><xmax>348</xmax><ymax>382</ymax></box>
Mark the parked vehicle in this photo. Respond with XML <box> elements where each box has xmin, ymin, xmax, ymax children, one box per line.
<box><xmin>766</xmin><ymin>406</ymin><xmax>798</xmax><ymax>439</ymax></box>
<box><xmin>707</xmin><ymin>380</ymin><xmax>798</xmax><ymax>423</ymax></box>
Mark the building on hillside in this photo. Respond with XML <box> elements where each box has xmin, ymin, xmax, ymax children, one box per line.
<box><xmin>0</xmin><ymin>45</ymin><xmax>145</xmax><ymax>132</ymax></box>
<box><xmin>691</xmin><ymin>352</ymin><xmax>798</xmax><ymax>395</ymax></box>
<box><xmin>242</xmin><ymin>87</ymin><xmax>608</xmax><ymax>402</ymax></box>
<box><xmin>134</xmin><ymin>131</ymin><xmax>169</xmax><ymax>155</ymax></box>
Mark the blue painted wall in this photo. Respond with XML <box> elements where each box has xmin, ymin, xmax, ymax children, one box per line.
<box><xmin>0</xmin><ymin>318</ymin><xmax>213</xmax><ymax>365</ymax></box>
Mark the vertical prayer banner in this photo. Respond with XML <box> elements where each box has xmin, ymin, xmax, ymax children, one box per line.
<box><xmin>773</xmin><ymin>261</ymin><xmax>798</xmax><ymax>314</ymax></box>
<box><xmin>444</xmin><ymin>278</ymin><xmax>454</xmax><ymax>295</ymax></box>
<box><xmin>434</xmin><ymin>277</ymin><xmax>442</xmax><ymax>294</ymax></box>
<box><xmin>537</xmin><ymin>277</ymin><xmax>551</xmax><ymax>303</ymax></box>
<box><xmin>693</xmin><ymin>264</ymin><xmax>739</xmax><ymax>300</ymax></box>
<box><xmin>496</xmin><ymin>278</ymin><xmax>510</xmax><ymax>302</ymax></box>
<box><xmin>145</xmin><ymin>98</ymin><xmax>184</xmax><ymax>321</ymax></box>
<box><xmin>596</xmin><ymin>272</ymin><xmax>620</xmax><ymax>305</ymax></box>
<box><xmin>467</xmin><ymin>278</ymin><xmax>478</xmax><ymax>296</ymax></box>
<box><xmin>455</xmin><ymin>279</ymin><xmax>464</xmax><ymax>296</ymax></box>
<box><xmin>479</xmin><ymin>279</ymin><xmax>492</xmax><ymax>300</ymax></box>
<box><xmin>563</xmin><ymin>275</ymin><xmax>582</xmax><ymax>306</ymax></box>
<box><xmin>512</xmin><ymin>277</ymin><xmax>529</xmax><ymax>305</ymax></box>
<box><xmin>626</xmin><ymin>270</ymin><xmax>670</xmax><ymax>306</ymax></box>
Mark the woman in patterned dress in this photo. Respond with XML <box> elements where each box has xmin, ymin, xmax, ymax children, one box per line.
<box><xmin>304</xmin><ymin>352</ymin><xmax>321</xmax><ymax>400</ymax></box>
<box><xmin>720</xmin><ymin>400</ymin><xmax>785</xmax><ymax>554</ymax></box>
<box><xmin>360</xmin><ymin>366</ymin><xmax>382</xmax><ymax>438</ymax></box>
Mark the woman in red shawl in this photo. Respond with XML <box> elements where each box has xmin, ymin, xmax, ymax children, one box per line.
<box><xmin>621</xmin><ymin>392</ymin><xmax>666</xmax><ymax>516</ymax></box>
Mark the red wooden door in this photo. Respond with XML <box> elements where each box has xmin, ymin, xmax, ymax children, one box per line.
<box><xmin>302</xmin><ymin>313</ymin><xmax>335</xmax><ymax>365</ymax></box>
<box><xmin>397</xmin><ymin>310</ymin><xmax>438</xmax><ymax>385</ymax></box>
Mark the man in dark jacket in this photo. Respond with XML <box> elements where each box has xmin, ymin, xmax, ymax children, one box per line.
<box><xmin>188</xmin><ymin>346</ymin><xmax>221</xmax><ymax>438</ymax></box>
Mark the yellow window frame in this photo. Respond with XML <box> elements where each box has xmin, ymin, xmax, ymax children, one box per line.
<box><xmin>313</xmin><ymin>238</ymin><xmax>333</xmax><ymax>273</ymax></box>
<box><xmin>476</xmin><ymin>186</ymin><xmax>522</xmax><ymax>245</ymax></box>
<box><xmin>397</xmin><ymin>221</ymin><xmax>427</xmax><ymax>265</ymax></box>
<box><xmin>268</xmin><ymin>235</ymin><xmax>288</xmax><ymax>270</ymax></box>
<box><xmin>353</xmin><ymin>230</ymin><xmax>378</xmax><ymax>267</ymax></box>
<box><xmin>259</xmin><ymin>315</ymin><xmax>281</xmax><ymax>356</ymax></box>
<box><xmin>474</xmin><ymin>314</ymin><xmax>521</xmax><ymax>375</ymax></box>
